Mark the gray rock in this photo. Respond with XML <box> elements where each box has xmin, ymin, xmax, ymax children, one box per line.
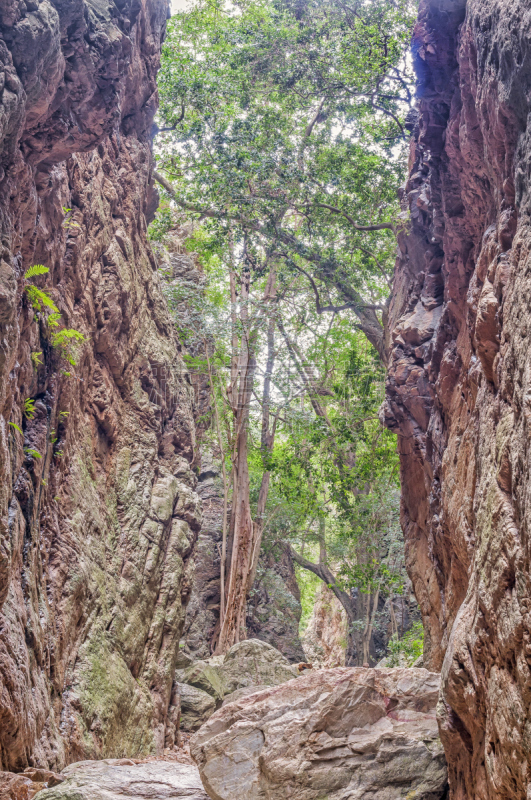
<box><xmin>177</xmin><ymin>683</ymin><xmax>217</xmax><ymax>732</ymax></box>
<box><xmin>175</xmin><ymin>650</ymin><xmax>195</xmax><ymax>670</ymax></box>
<box><xmin>181</xmin><ymin>661</ymin><xmax>226</xmax><ymax>701</ymax></box>
<box><xmin>33</xmin><ymin>760</ymin><xmax>208</xmax><ymax>800</ymax></box>
<box><xmin>218</xmin><ymin>639</ymin><xmax>298</xmax><ymax>696</ymax></box>
<box><xmin>180</xmin><ymin>639</ymin><xmax>297</xmax><ymax>706</ymax></box>
<box><xmin>221</xmin><ymin>685</ymin><xmax>273</xmax><ymax>706</ymax></box>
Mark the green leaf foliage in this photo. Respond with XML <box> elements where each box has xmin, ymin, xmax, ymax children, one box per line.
<box><xmin>24</xmin><ymin>398</ymin><xmax>36</xmax><ymax>419</ymax></box>
<box><xmin>24</xmin><ymin>264</ymin><xmax>49</xmax><ymax>280</ymax></box>
<box><xmin>24</xmin><ymin>448</ymin><xmax>42</xmax><ymax>460</ymax></box>
<box><xmin>25</xmin><ymin>285</ymin><xmax>59</xmax><ymax>313</ymax></box>
<box><xmin>156</xmin><ymin>0</ymin><xmax>416</xmax><ymax>354</ymax></box>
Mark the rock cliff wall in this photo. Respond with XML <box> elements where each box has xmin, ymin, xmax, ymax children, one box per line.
<box><xmin>0</xmin><ymin>0</ymin><xmax>202</xmax><ymax>771</ymax></box>
<box><xmin>384</xmin><ymin>0</ymin><xmax>531</xmax><ymax>796</ymax></box>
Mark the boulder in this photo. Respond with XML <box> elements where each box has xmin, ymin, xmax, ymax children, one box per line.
<box><xmin>221</xmin><ymin>685</ymin><xmax>273</xmax><ymax>706</ymax></box>
<box><xmin>218</xmin><ymin>639</ymin><xmax>298</xmax><ymax>696</ymax></box>
<box><xmin>33</xmin><ymin>760</ymin><xmax>208</xmax><ymax>800</ymax></box>
<box><xmin>179</xmin><ymin>639</ymin><xmax>297</xmax><ymax>703</ymax></box>
<box><xmin>180</xmin><ymin>662</ymin><xmax>226</xmax><ymax>701</ymax></box>
<box><xmin>191</xmin><ymin>667</ymin><xmax>447</xmax><ymax>800</ymax></box>
<box><xmin>0</xmin><ymin>768</ymin><xmax>64</xmax><ymax>800</ymax></box>
<box><xmin>178</xmin><ymin>683</ymin><xmax>217</xmax><ymax>732</ymax></box>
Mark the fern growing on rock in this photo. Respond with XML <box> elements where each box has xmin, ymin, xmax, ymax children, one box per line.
<box><xmin>23</xmin><ymin>265</ymin><xmax>85</xmax><ymax>365</ymax></box>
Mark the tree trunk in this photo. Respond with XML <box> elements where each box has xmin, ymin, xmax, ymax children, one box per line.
<box><xmin>216</xmin><ymin>262</ymin><xmax>277</xmax><ymax>653</ymax></box>
<box><xmin>289</xmin><ymin>545</ymin><xmax>358</xmax><ymax>665</ymax></box>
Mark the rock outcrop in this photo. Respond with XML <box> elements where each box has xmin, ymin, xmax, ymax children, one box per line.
<box><xmin>175</xmin><ymin>639</ymin><xmax>299</xmax><ymax>732</ymax></box>
<box><xmin>0</xmin><ymin>767</ymin><xmax>64</xmax><ymax>800</ymax></box>
<box><xmin>302</xmin><ymin>584</ymin><xmax>348</xmax><ymax>667</ymax></box>
<box><xmin>176</xmin><ymin>683</ymin><xmax>216</xmax><ymax>733</ymax></box>
<box><xmin>383</xmin><ymin>0</ymin><xmax>531</xmax><ymax>796</ymax></box>
<box><xmin>0</xmin><ymin>0</ymin><xmax>202</xmax><ymax>771</ymax></box>
<box><xmin>191</xmin><ymin>667</ymin><xmax>447</xmax><ymax>800</ymax></box>
<box><xmin>32</xmin><ymin>759</ymin><xmax>209</xmax><ymax>800</ymax></box>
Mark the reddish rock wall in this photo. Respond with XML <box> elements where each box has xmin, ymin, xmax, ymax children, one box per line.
<box><xmin>384</xmin><ymin>0</ymin><xmax>531</xmax><ymax>796</ymax></box>
<box><xmin>0</xmin><ymin>0</ymin><xmax>201</xmax><ymax>771</ymax></box>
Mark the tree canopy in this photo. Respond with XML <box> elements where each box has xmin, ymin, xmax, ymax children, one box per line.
<box><xmin>156</xmin><ymin>0</ymin><xmax>416</xmax><ymax>359</ymax></box>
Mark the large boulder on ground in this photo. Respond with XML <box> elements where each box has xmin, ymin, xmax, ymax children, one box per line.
<box><xmin>178</xmin><ymin>683</ymin><xmax>217</xmax><ymax>732</ymax></box>
<box><xmin>180</xmin><ymin>661</ymin><xmax>226</xmax><ymax>701</ymax></box>
<box><xmin>178</xmin><ymin>639</ymin><xmax>297</xmax><ymax>703</ymax></box>
<box><xmin>191</xmin><ymin>667</ymin><xmax>447</xmax><ymax>800</ymax></box>
<box><xmin>33</xmin><ymin>760</ymin><xmax>208</xmax><ymax>800</ymax></box>
<box><xmin>218</xmin><ymin>639</ymin><xmax>298</xmax><ymax>695</ymax></box>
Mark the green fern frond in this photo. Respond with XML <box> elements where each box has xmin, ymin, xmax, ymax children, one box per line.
<box><xmin>24</xmin><ymin>264</ymin><xmax>49</xmax><ymax>280</ymax></box>
<box><xmin>24</xmin><ymin>398</ymin><xmax>36</xmax><ymax>419</ymax></box>
<box><xmin>26</xmin><ymin>285</ymin><xmax>59</xmax><ymax>313</ymax></box>
<box><xmin>9</xmin><ymin>422</ymin><xmax>23</xmax><ymax>435</ymax></box>
<box><xmin>52</xmin><ymin>329</ymin><xmax>85</xmax><ymax>345</ymax></box>
<box><xmin>24</xmin><ymin>447</ymin><xmax>42</xmax><ymax>459</ymax></box>
<box><xmin>47</xmin><ymin>312</ymin><xmax>61</xmax><ymax>328</ymax></box>
<box><xmin>51</xmin><ymin>327</ymin><xmax>85</xmax><ymax>366</ymax></box>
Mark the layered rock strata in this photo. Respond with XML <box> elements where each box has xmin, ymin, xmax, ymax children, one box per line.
<box><xmin>384</xmin><ymin>0</ymin><xmax>531</xmax><ymax>796</ymax></box>
<box><xmin>0</xmin><ymin>0</ymin><xmax>201</xmax><ymax>771</ymax></box>
<box><xmin>191</xmin><ymin>667</ymin><xmax>448</xmax><ymax>800</ymax></box>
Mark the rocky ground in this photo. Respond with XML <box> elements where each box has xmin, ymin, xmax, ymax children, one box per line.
<box><xmin>0</xmin><ymin>661</ymin><xmax>448</xmax><ymax>800</ymax></box>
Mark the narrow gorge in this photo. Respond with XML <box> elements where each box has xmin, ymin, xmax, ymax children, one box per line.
<box><xmin>0</xmin><ymin>0</ymin><xmax>530</xmax><ymax>798</ymax></box>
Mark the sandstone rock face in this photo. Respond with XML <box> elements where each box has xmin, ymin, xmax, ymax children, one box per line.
<box><xmin>191</xmin><ymin>667</ymin><xmax>447</xmax><ymax>800</ymax></box>
<box><xmin>383</xmin><ymin>0</ymin><xmax>531</xmax><ymax>796</ymax></box>
<box><xmin>0</xmin><ymin>767</ymin><xmax>63</xmax><ymax>800</ymax></box>
<box><xmin>32</xmin><ymin>760</ymin><xmax>209</xmax><ymax>800</ymax></box>
<box><xmin>0</xmin><ymin>0</ymin><xmax>202</xmax><ymax>771</ymax></box>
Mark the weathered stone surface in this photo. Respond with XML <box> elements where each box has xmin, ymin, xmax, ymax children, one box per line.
<box><xmin>177</xmin><ymin>683</ymin><xmax>216</xmax><ymax>733</ymax></box>
<box><xmin>215</xmin><ymin>639</ymin><xmax>298</xmax><ymax>696</ymax></box>
<box><xmin>0</xmin><ymin>0</ymin><xmax>204</xmax><ymax>772</ymax></box>
<box><xmin>178</xmin><ymin>639</ymin><xmax>298</xmax><ymax>707</ymax></box>
<box><xmin>0</xmin><ymin>767</ymin><xmax>64</xmax><ymax>800</ymax></box>
<box><xmin>220</xmin><ymin>685</ymin><xmax>272</xmax><ymax>706</ymax></box>
<box><xmin>383</xmin><ymin>0</ymin><xmax>531</xmax><ymax>796</ymax></box>
<box><xmin>191</xmin><ymin>667</ymin><xmax>447</xmax><ymax>800</ymax></box>
<box><xmin>32</xmin><ymin>760</ymin><xmax>209</xmax><ymax>800</ymax></box>
<box><xmin>180</xmin><ymin>661</ymin><xmax>226</xmax><ymax>701</ymax></box>
<box><xmin>0</xmin><ymin>766</ymin><xmax>66</xmax><ymax>800</ymax></box>
<box><xmin>0</xmin><ymin>772</ymin><xmax>40</xmax><ymax>800</ymax></box>
<box><xmin>302</xmin><ymin>585</ymin><xmax>348</xmax><ymax>667</ymax></box>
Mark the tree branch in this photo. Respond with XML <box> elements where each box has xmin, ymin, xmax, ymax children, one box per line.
<box><xmin>152</xmin><ymin>171</ymin><xmax>386</xmax><ymax>360</ymax></box>
<box><xmin>303</xmin><ymin>202</ymin><xmax>395</xmax><ymax>233</ymax></box>
<box><xmin>289</xmin><ymin>546</ymin><xmax>356</xmax><ymax>622</ymax></box>
<box><xmin>153</xmin><ymin>103</ymin><xmax>185</xmax><ymax>135</ymax></box>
